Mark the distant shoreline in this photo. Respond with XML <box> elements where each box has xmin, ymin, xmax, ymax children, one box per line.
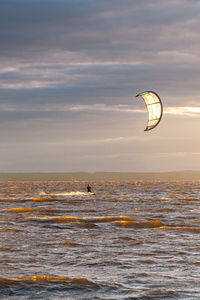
<box><xmin>0</xmin><ymin>171</ymin><xmax>200</xmax><ymax>181</ymax></box>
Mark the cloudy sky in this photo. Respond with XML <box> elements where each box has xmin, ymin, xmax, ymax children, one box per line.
<box><xmin>1</xmin><ymin>0</ymin><xmax>200</xmax><ymax>172</ymax></box>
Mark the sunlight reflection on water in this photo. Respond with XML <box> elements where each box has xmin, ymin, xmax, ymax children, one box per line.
<box><xmin>0</xmin><ymin>180</ymin><xmax>200</xmax><ymax>299</ymax></box>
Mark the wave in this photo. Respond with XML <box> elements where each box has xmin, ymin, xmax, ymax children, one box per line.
<box><xmin>39</xmin><ymin>191</ymin><xmax>95</xmax><ymax>196</ymax></box>
<box><xmin>24</xmin><ymin>215</ymin><xmax>134</xmax><ymax>223</ymax></box>
<box><xmin>0</xmin><ymin>276</ymin><xmax>99</xmax><ymax>289</ymax></box>
<box><xmin>10</xmin><ymin>208</ymin><xmax>35</xmax><ymax>212</ymax></box>
<box><xmin>24</xmin><ymin>215</ymin><xmax>165</xmax><ymax>230</ymax></box>
<box><xmin>63</xmin><ymin>241</ymin><xmax>81</xmax><ymax>246</ymax></box>
<box><xmin>0</xmin><ymin>276</ymin><xmax>121</xmax><ymax>299</ymax></box>
<box><xmin>8</xmin><ymin>207</ymin><xmax>60</xmax><ymax>213</ymax></box>
<box><xmin>158</xmin><ymin>225</ymin><xmax>200</xmax><ymax>233</ymax></box>
<box><xmin>0</xmin><ymin>228</ymin><xmax>22</xmax><ymax>232</ymax></box>
<box><xmin>115</xmin><ymin>219</ymin><xmax>164</xmax><ymax>228</ymax></box>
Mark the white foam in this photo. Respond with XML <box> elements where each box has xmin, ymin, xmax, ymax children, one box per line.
<box><xmin>38</xmin><ymin>191</ymin><xmax>94</xmax><ymax>196</ymax></box>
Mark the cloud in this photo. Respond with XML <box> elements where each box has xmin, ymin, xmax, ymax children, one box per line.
<box><xmin>165</xmin><ymin>106</ymin><xmax>200</xmax><ymax>116</ymax></box>
<box><xmin>1</xmin><ymin>0</ymin><xmax>200</xmax><ymax>103</ymax></box>
<box><xmin>1</xmin><ymin>0</ymin><xmax>200</xmax><ymax>66</ymax></box>
<box><xmin>1</xmin><ymin>0</ymin><xmax>200</xmax><ymax>171</ymax></box>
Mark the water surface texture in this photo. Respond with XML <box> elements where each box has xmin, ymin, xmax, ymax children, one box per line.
<box><xmin>0</xmin><ymin>180</ymin><xmax>200</xmax><ymax>299</ymax></box>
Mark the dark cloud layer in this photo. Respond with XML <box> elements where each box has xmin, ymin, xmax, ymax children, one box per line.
<box><xmin>1</xmin><ymin>0</ymin><xmax>200</xmax><ymax>63</ymax></box>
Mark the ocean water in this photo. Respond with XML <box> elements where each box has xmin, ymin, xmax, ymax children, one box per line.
<box><xmin>0</xmin><ymin>180</ymin><xmax>200</xmax><ymax>299</ymax></box>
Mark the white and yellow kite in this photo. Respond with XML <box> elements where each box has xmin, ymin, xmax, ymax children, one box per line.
<box><xmin>136</xmin><ymin>91</ymin><xmax>163</xmax><ymax>131</ymax></box>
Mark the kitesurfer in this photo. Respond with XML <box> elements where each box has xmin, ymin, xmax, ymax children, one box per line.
<box><xmin>87</xmin><ymin>184</ymin><xmax>92</xmax><ymax>193</ymax></box>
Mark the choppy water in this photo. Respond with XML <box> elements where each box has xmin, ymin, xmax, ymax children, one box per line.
<box><xmin>0</xmin><ymin>180</ymin><xmax>200</xmax><ymax>299</ymax></box>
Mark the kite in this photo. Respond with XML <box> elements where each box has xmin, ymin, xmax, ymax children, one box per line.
<box><xmin>136</xmin><ymin>91</ymin><xmax>163</xmax><ymax>131</ymax></box>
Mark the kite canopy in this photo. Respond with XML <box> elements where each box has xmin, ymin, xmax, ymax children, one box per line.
<box><xmin>136</xmin><ymin>91</ymin><xmax>163</xmax><ymax>131</ymax></box>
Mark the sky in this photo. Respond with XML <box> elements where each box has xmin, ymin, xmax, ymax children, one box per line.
<box><xmin>1</xmin><ymin>0</ymin><xmax>200</xmax><ymax>172</ymax></box>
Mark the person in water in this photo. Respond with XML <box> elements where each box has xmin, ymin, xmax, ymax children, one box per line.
<box><xmin>87</xmin><ymin>184</ymin><xmax>92</xmax><ymax>193</ymax></box>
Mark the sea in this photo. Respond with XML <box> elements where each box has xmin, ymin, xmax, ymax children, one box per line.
<box><xmin>0</xmin><ymin>180</ymin><xmax>200</xmax><ymax>299</ymax></box>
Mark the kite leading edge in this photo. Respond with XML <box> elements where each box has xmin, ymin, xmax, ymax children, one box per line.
<box><xmin>136</xmin><ymin>91</ymin><xmax>163</xmax><ymax>131</ymax></box>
